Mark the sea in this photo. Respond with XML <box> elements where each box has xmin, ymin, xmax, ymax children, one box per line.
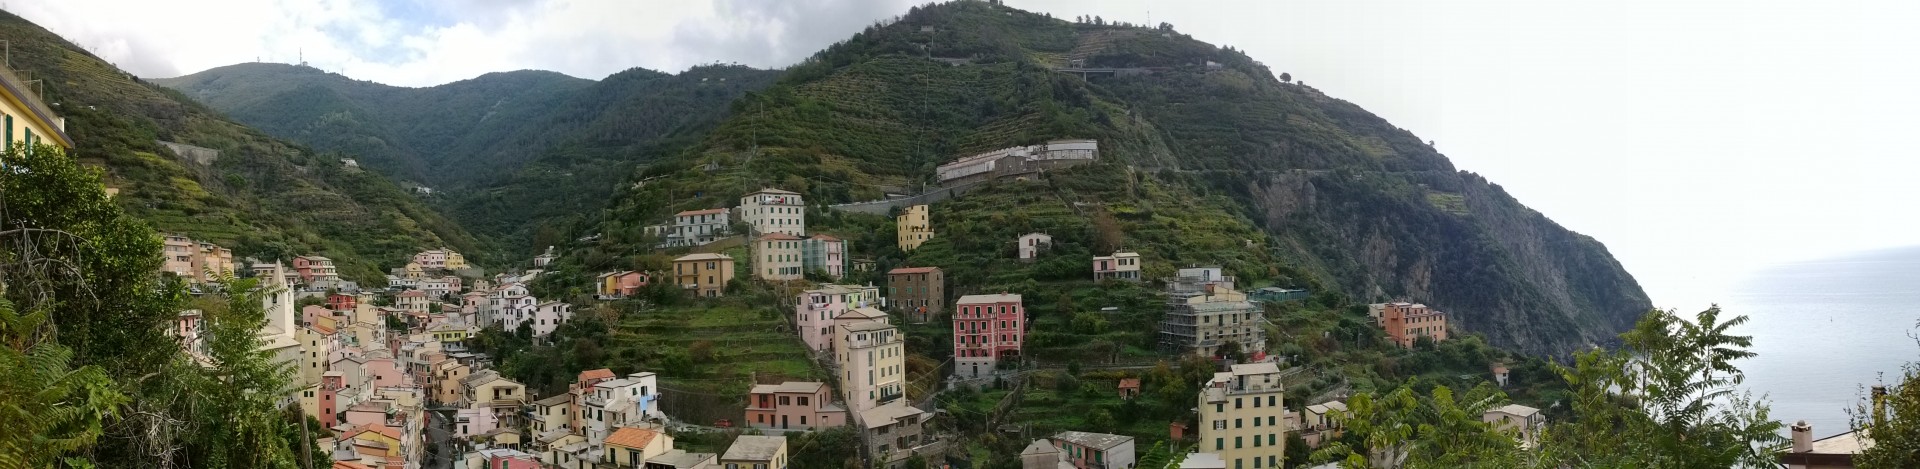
<box><xmin>1704</xmin><ymin>245</ymin><xmax>1920</xmax><ymax>437</ymax></box>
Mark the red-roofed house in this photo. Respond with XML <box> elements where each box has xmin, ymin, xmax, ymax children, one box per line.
<box><xmin>396</xmin><ymin>290</ymin><xmax>428</xmax><ymax>313</ymax></box>
<box><xmin>656</xmin><ymin>207</ymin><xmax>732</xmax><ymax>247</ymax></box>
<box><xmin>604</xmin><ymin>427</ymin><xmax>673</xmax><ymax>466</ymax></box>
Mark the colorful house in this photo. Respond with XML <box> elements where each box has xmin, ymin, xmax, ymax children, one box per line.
<box><xmin>1092</xmin><ymin>252</ymin><xmax>1141</xmax><ymax>281</ymax></box>
<box><xmin>953</xmin><ymin>293</ymin><xmax>1025</xmax><ymax>379</ymax></box>
<box><xmin>673</xmin><ymin>253</ymin><xmax>735</xmax><ymax>297</ymax></box>
<box><xmin>746</xmin><ymin>381</ymin><xmax>848</xmax><ymax>430</ymax></box>
<box><xmin>896</xmin><ymin>204</ymin><xmax>934</xmax><ymax>252</ymax></box>
<box><xmin>887</xmin><ymin>267</ymin><xmax>944</xmax><ymax>323</ymax></box>
<box><xmin>741</xmin><ymin>188</ymin><xmax>806</xmax><ymax>236</ymax></box>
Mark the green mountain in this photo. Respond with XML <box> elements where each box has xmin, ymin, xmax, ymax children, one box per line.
<box><xmin>0</xmin><ymin>10</ymin><xmax>479</xmax><ymax>281</ymax></box>
<box><xmin>561</xmin><ymin>1</ymin><xmax>1649</xmax><ymax>355</ymax></box>
<box><xmin>156</xmin><ymin>62</ymin><xmax>781</xmax><ymax>253</ymax></box>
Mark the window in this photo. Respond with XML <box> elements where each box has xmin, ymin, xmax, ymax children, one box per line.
<box><xmin>1215</xmin><ymin>438</ymin><xmax>1224</xmax><ymax>450</ymax></box>
<box><xmin>1235</xmin><ymin>418</ymin><xmax>1242</xmax><ymax>428</ymax></box>
<box><xmin>1236</xmin><ymin>398</ymin><xmax>1243</xmax><ymax>409</ymax></box>
<box><xmin>1235</xmin><ymin>436</ymin><xmax>1243</xmax><ymax>448</ymax></box>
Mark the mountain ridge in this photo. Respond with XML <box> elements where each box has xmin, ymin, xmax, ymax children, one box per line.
<box><xmin>141</xmin><ymin>1</ymin><xmax>1647</xmax><ymax>355</ymax></box>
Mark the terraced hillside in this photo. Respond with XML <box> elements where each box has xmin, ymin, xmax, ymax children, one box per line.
<box><xmin>0</xmin><ymin>11</ymin><xmax>479</xmax><ymax>281</ymax></box>
<box><xmin>560</xmin><ymin>0</ymin><xmax>1648</xmax><ymax>355</ymax></box>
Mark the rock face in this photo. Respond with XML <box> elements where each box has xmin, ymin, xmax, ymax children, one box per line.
<box><xmin>1246</xmin><ymin>170</ymin><xmax>1649</xmax><ymax>354</ymax></box>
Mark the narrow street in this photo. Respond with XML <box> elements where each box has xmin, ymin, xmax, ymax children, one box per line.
<box><xmin>424</xmin><ymin>409</ymin><xmax>455</xmax><ymax>469</ymax></box>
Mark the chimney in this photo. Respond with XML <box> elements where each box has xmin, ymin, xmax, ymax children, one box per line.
<box><xmin>1789</xmin><ymin>420</ymin><xmax>1812</xmax><ymax>453</ymax></box>
<box><xmin>1872</xmin><ymin>385</ymin><xmax>1889</xmax><ymax>425</ymax></box>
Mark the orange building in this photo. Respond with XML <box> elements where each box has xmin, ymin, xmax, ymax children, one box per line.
<box><xmin>1372</xmin><ymin>302</ymin><xmax>1449</xmax><ymax>348</ymax></box>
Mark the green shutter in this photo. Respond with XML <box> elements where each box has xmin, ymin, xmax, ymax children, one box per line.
<box><xmin>4</xmin><ymin>114</ymin><xmax>11</xmax><ymax>148</ymax></box>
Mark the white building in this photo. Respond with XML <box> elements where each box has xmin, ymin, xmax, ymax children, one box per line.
<box><xmin>654</xmin><ymin>208</ymin><xmax>732</xmax><ymax>247</ymax></box>
<box><xmin>741</xmin><ymin>188</ymin><xmax>806</xmax><ymax>236</ymax></box>
<box><xmin>530</xmin><ymin>301</ymin><xmax>573</xmax><ymax>338</ymax></box>
<box><xmin>1018</xmin><ymin>232</ymin><xmax>1052</xmax><ymax>261</ymax></box>
<box><xmin>583</xmin><ymin>372</ymin><xmax>663</xmax><ymax>451</ymax></box>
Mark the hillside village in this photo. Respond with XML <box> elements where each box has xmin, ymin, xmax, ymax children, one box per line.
<box><xmin>142</xmin><ymin>131</ymin><xmax>1542</xmax><ymax>469</ymax></box>
<box><xmin>0</xmin><ymin>0</ymin><xmax>1888</xmax><ymax>468</ymax></box>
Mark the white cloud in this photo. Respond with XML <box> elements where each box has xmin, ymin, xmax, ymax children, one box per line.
<box><xmin>14</xmin><ymin>0</ymin><xmax>1920</xmax><ymax>308</ymax></box>
<box><xmin>11</xmin><ymin>0</ymin><xmax>915</xmax><ymax>86</ymax></box>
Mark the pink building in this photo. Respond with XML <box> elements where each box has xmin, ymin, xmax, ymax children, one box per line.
<box><xmin>746</xmin><ymin>381</ymin><xmax>849</xmax><ymax>430</ymax></box>
<box><xmin>291</xmin><ymin>255</ymin><xmax>339</xmax><ymax>284</ymax></box>
<box><xmin>365</xmin><ymin>358</ymin><xmax>403</xmax><ymax>388</ymax></box>
<box><xmin>796</xmin><ymin>284</ymin><xmax>883</xmax><ymax>354</ymax></box>
<box><xmin>318</xmin><ymin>372</ymin><xmax>345</xmax><ymax>429</ymax></box>
<box><xmin>953</xmin><ymin>293</ymin><xmax>1025</xmax><ymax>379</ymax></box>
<box><xmin>328</xmin><ymin>294</ymin><xmax>358</xmax><ymax>312</ymax></box>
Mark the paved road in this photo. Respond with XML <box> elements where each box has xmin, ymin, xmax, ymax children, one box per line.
<box><xmin>425</xmin><ymin>410</ymin><xmax>455</xmax><ymax>469</ymax></box>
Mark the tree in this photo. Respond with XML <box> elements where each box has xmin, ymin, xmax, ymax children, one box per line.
<box><xmin>1087</xmin><ymin>408</ymin><xmax>1116</xmax><ymax>432</ymax></box>
<box><xmin>0</xmin><ymin>295</ymin><xmax>127</xmax><ymax>468</ymax></box>
<box><xmin>1539</xmin><ymin>306</ymin><xmax>1784</xmax><ymax>468</ymax></box>
<box><xmin>179</xmin><ymin>279</ymin><xmax>300</xmax><ymax>468</ymax></box>
<box><xmin>1849</xmin><ymin>332</ymin><xmax>1920</xmax><ymax>468</ymax></box>
<box><xmin>1311</xmin><ymin>382</ymin><xmax>1517</xmax><ymax>468</ymax></box>
<box><xmin>1280</xmin><ymin>72</ymin><xmax>1293</xmax><ymax>83</ymax></box>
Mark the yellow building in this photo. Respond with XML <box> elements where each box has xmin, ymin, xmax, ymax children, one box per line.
<box><xmin>720</xmin><ymin>435</ymin><xmax>789</xmax><ymax>469</ymax></box>
<box><xmin>605</xmin><ymin>427</ymin><xmax>674</xmax><ymax>466</ymax></box>
<box><xmin>673</xmin><ymin>253</ymin><xmax>735</xmax><ymax>297</ymax></box>
<box><xmin>1198</xmin><ymin>362</ymin><xmax>1287</xmax><ymax>469</ymax></box>
<box><xmin>0</xmin><ymin>65</ymin><xmax>74</xmax><ymax>152</ymax></box>
<box><xmin>896</xmin><ymin>204</ymin><xmax>933</xmax><ymax>251</ymax></box>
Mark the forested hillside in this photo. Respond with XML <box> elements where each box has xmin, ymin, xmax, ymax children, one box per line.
<box><xmin>0</xmin><ymin>10</ymin><xmax>479</xmax><ymax>281</ymax></box>
<box><xmin>556</xmin><ymin>1</ymin><xmax>1648</xmax><ymax>355</ymax></box>
<box><xmin>157</xmin><ymin>62</ymin><xmax>781</xmax><ymax>254</ymax></box>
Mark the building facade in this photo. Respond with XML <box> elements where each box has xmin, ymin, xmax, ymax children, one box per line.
<box><xmin>887</xmin><ymin>267</ymin><xmax>944</xmax><ymax>323</ymax></box>
<box><xmin>656</xmin><ymin>208</ymin><xmax>732</xmax><ymax>247</ymax></box>
<box><xmin>801</xmin><ymin>235</ymin><xmax>848</xmax><ymax>279</ymax></box>
<box><xmin>1198</xmin><ymin>362</ymin><xmax>1287</xmax><ymax>469</ymax></box>
<box><xmin>741</xmin><ymin>188</ymin><xmax>806</xmax><ymax>236</ymax></box>
<box><xmin>933</xmin><ymin>139</ymin><xmax>1099</xmax><ymax>186</ymax></box>
<box><xmin>896</xmin><ymin>204</ymin><xmax>934</xmax><ymax>252</ymax></box>
<box><xmin>673</xmin><ymin>254</ymin><xmax>735</xmax><ymax>297</ymax></box>
<box><xmin>746</xmin><ymin>381</ymin><xmax>848</xmax><ymax>431</ymax></box>
<box><xmin>1050</xmin><ymin>431</ymin><xmax>1137</xmax><ymax>469</ymax></box>
<box><xmin>796</xmin><ymin>284</ymin><xmax>884</xmax><ymax>354</ymax></box>
<box><xmin>1093</xmin><ymin>252</ymin><xmax>1142</xmax><ymax>281</ymax></box>
<box><xmin>0</xmin><ymin>62</ymin><xmax>75</xmax><ymax>152</ymax></box>
<box><xmin>836</xmin><ymin>321</ymin><xmax>906</xmax><ymax>413</ymax></box>
<box><xmin>1160</xmin><ymin>269</ymin><xmax>1265</xmax><ymax>357</ymax></box>
<box><xmin>754</xmin><ymin>233</ymin><xmax>805</xmax><ymax>281</ymax></box>
<box><xmin>1018</xmin><ymin>232</ymin><xmax>1052</xmax><ymax>261</ymax></box>
<box><xmin>1370</xmin><ymin>302</ymin><xmax>1450</xmax><ymax>348</ymax></box>
<box><xmin>953</xmin><ymin>294</ymin><xmax>1025</xmax><ymax>380</ymax></box>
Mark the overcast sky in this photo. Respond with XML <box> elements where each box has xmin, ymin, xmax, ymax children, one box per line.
<box><xmin>16</xmin><ymin>0</ymin><xmax>1920</xmax><ymax>309</ymax></box>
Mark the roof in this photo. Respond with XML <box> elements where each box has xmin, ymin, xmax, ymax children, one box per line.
<box><xmin>533</xmin><ymin>392</ymin><xmax>574</xmax><ymax>407</ymax></box>
<box><xmin>1117</xmin><ymin>378</ymin><xmax>1141</xmax><ymax>390</ymax></box>
<box><xmin>721</xmin><ymin>435</ymin><xmax>787</xmax><ymax>461</ymax></box>
<box><xmin>651</xmin><ymin>449</ymin><xmax>718</xmax><ymax>468</ymax></box>
<box><xmin>678</xmin><ymin>208</ymin><xmax>727</xmax><ymax>216</ymax></box>
<box><xmin>332</xmin><ymin>461</ymin><xmax>375</xmax><ymax>469</ymax></box>
<box><xmin>1489</xmin><ymin>404</ymin><xmax>1540</xmax><ymax>417</ymax></box>
<box><xmin>1021</xmin><ymin>439</ymin><xmax>1060</xmax><ymax>456</ymax></box>
<box><xmin>859</xmin><ymin>402</ymin><xmax>925</xmax><ymax>429</ymax></box>
<box><xmin>1021</xmin><ymin>232</ymin><xmax>1052</xmax><ymax>238</ymax></box>
<box><xmin>1229</xmin><ymin>362</ymin><xmax>1282</xmax><ymax>376</ymax></box>
<box><xmin>759</xmin><ymin>233</ymin><xmax>802</xmax><ymax>241</ymax></box>
<box><xmin>397</xmin><ymin>290</ymin><xmax>427</xmax><ymax>298</ymax></box>
<box><xmin>1177</xmin><ymin>452</ymin><xmax>1227</xmax><ymax>469</ymax></box>
<box><xmin>345</xmin><ymin>424</ymin><xmax>401</xmax><ymax>441</ymax></box>
<box><xmin>747</xmin><ymin>188</ymin><xmax>800</xmax><ymax>196</ymax></box>
<box><xmin>810</xmin><ymin>234</ymin><xmax>841</xmax><ymax>242</ymax></box>
<box><xmin>1052</xmin><ymin>431</ymin><xmax>1133</xmax><ymax>450</ymax></box>
<box><xmin>834</xmin><ymin>307</ymin><xmax>888</xmax><ymax>321</ymax></box>
<box><xmin>675</xmin><ymin>253</ymin><xmax>733</xmax><ymax>262</ymax></box>
<box><xmin>888</xmin><ymin>266</ymin><xmax>940</xmax><ymax>275</ymax></box>
<box><xmin>605</xmin><ymin>427</ymin><xmax>661</xmax><ymax>450</ymax></box>
<box><xmin>843</xmin><ymin>321</ymin><xmax>896</xmax><ymax>333</ymax></box>
<box><xmin>750</xmin><ymin>381</ymin><xmax>826</xmax><ymax>395</ymax></box>
<box><xmin>578</xmin><ymin>368</ymin><xmax>615</xmax><ymax>382</ymax></box>
<box><xmin>1809</xmin><ymin>429</ymin><xmax>1871</xmax><ymax>454</ymax></box>
<box><xmin>957</xmin><ymin>293</ymin><xmax>1022</xmax><ymax>304</ymax></box>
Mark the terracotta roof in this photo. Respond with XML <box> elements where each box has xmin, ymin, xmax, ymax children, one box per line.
<box><xmin>678</xmin><ymin>208</ymin><xmax>727</xmax><ymax>216</ymax></box>
<box><xmin>605</xmin><ymin>427</ymin><xmax>661</xmax><ymax>450</ymax></box>
<box><xmin>346</xmin><ymin>423</ymin><xmax>401</xmax><ymax>441</ymax></box>
<box><xmin>888</xmin><ymin>266</ymin><xmax>940</xmax><ymax>275</ymax></box>
<box><xmin>810</xmin><ymin>234</ymin><xmax>840</xmax><ymax>242</ymax></box>
<box><xmin>675</xmin><ymin>253</ymin><xmax>732</xmax><ymax>262</ymax></box>
<box><xmin>309</xmin><ymin>322</ymin><xmax>338</xmax><ymax>335</ymax></box>
<box><xmin>578</xmin><ymin>368</ymin><xmax>615</xmax><ymax>382</ymax></box>
<box><xmin>333</xmin><ymin>461</ymin><xmax>375</xmax><ymax>469</ymax></box>
<box><xmin>1118</xmin><ymin>378</ymin><xmax>1141</xmax><ymax>390</ymax></box>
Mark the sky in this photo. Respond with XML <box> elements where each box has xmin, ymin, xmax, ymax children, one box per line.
<box><xmin>15</xmin><ymin>0</ymin><xmax>1920</xmax><ymax>310</ymax></box>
